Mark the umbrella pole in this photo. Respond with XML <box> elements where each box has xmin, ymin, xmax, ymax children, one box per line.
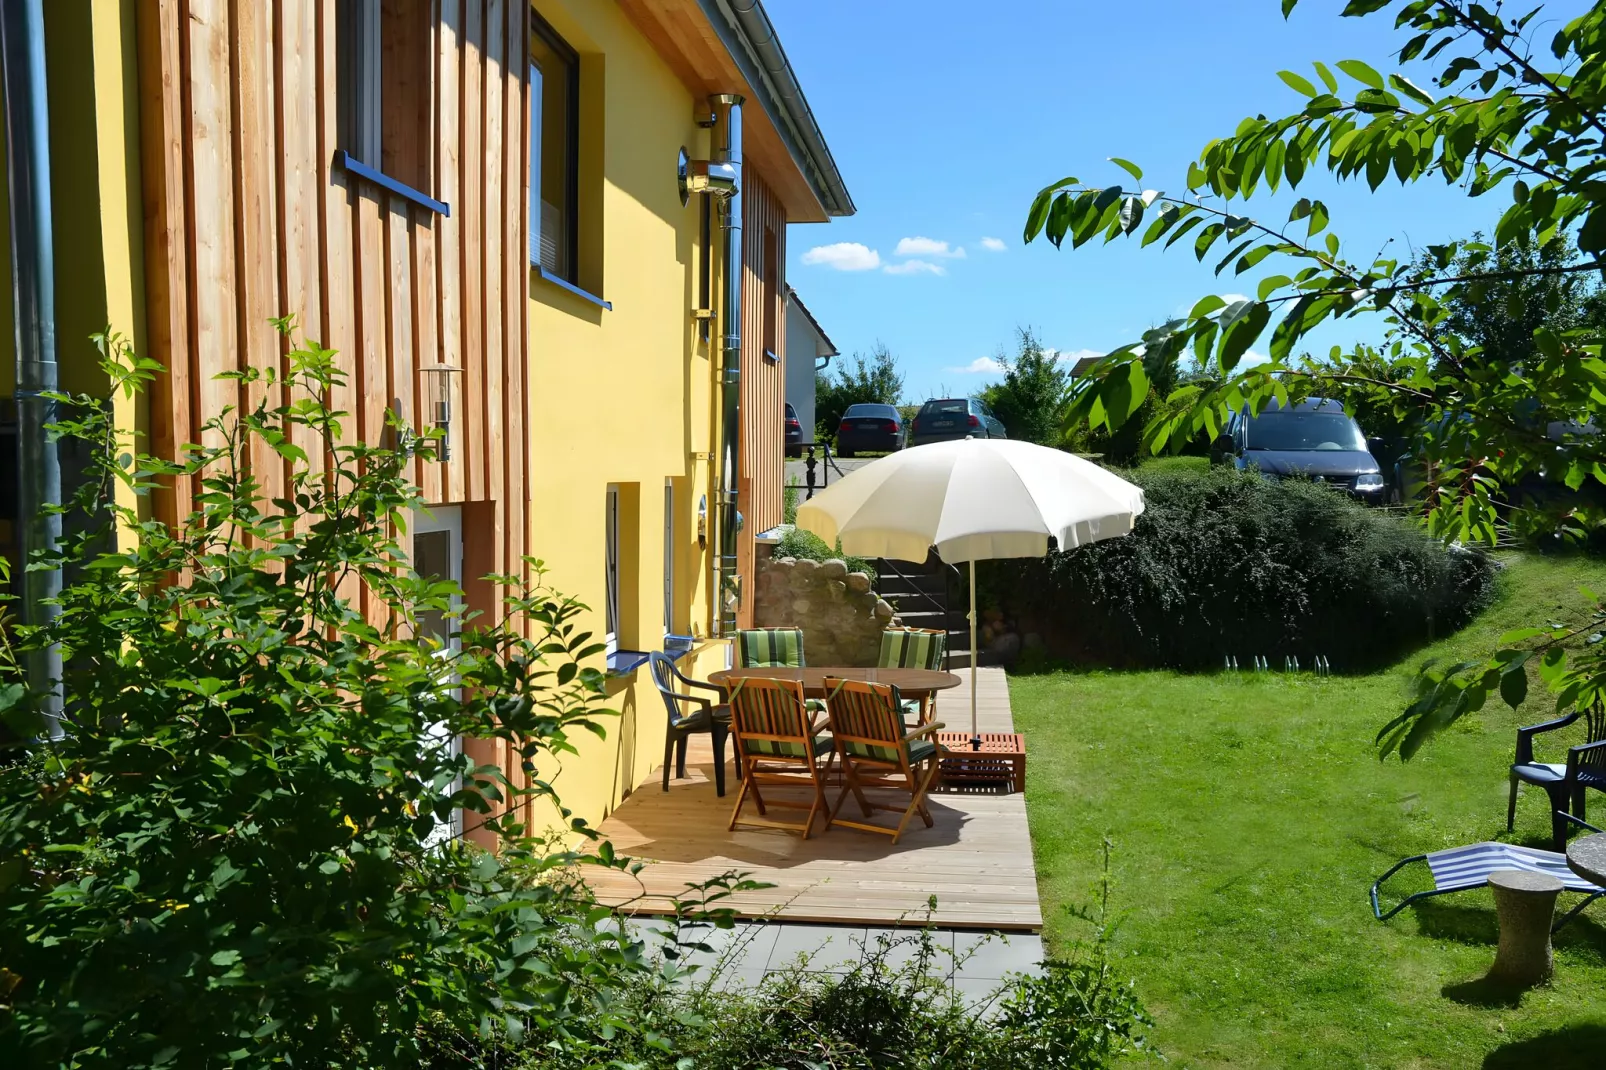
<box><xmin>969</xmin><ymin>560</ymin><xmax>980</xmax><ymax>750</ymax></box>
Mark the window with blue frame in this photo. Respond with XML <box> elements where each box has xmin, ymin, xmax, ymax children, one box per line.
<box><xmin>529</xmin><ymin>12</ymin><xmax>579</xmax><ymax>282</ymax></box>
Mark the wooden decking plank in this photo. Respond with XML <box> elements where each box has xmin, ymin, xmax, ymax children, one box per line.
<box><xmin>587</xmin><ymin>668</ymin><xmax>1041</xmax><ymax>930</ymax></box>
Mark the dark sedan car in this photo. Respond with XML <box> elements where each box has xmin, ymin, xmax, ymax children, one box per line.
<box><xmin>784</xmin><ymin>402</ymin><xmax>804</xmax><ymax>457</ymax></box>
<box><xmin>908</xmin><ymin>397</ymin><xmax>1006</xmax><ymax>447</ymax></box>
<box><xmin>834</xmin><ymin>403</ymin><xmax>902</xmax><ymax>457</ymax></box>
<box><xmin>1212</xmin><ymin>397</ymin><xmax>1386</xmax><ymax>502</ymax></box>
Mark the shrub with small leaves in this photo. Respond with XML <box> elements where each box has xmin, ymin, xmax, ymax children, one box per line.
<box><xmin>0</xmin><ymin>328</ymin><xmax>656</xmax><ymax>1067</ymax></box>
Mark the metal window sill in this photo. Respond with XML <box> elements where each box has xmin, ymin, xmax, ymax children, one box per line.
<box><xmin>762</xmin><ymin>349</ymin><xmax>780</xmax><ymax>363</ymax></box>
<box><xmin>606</xmin><ymin>649</ymin><xmax>650</xmax><ymax>677</ymax></box>
<box><xmin>335</xmin><ymin>151</ymin><xmax>450</xmax><ymax>216</ymax></box>
<box><xmin>534</xmin><ymin>264</ymin><xmax>612</xmax><ymax>310</ymax></box>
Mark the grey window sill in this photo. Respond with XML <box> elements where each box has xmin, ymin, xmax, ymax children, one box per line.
<box><xmin>335</xmin><ymin>151</ymin><xmax>450</xmax><ymax>216</ymax></box>
<box><xmin>534</xmin><ymin>264</ymin><xmax>612</xmax><ymax>310</ymax></box>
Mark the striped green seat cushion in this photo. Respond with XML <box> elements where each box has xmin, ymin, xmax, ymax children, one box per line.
<box><xmin>742</xmin><ymin>733</ymin><xmax>834</xmax><ymax>759</ymax></box>
<box><xmin>842</xmin><ymin>737</ymin><xmax>937</xmax><ymax>765</ymax></box>
<box><xmin>736</xmin><ymin>628</ymin><xmax>806</xmax><ymax>668</ymax></box>
<box><xmin>879</xmin><ymin>629</ymin><xmax>946</xmax><ymax>670</ymax></box>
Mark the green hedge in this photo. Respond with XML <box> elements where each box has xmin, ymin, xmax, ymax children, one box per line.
<box><xmin>985</xmin><ymin>466</ymin><xmax>1497</xmax><ymax>672</ymax></box>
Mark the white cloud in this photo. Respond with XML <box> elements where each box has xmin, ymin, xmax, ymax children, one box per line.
<box><xmin>946</xmin><ymin>356</ymin><xmax>1005</xmax><ymax>375</ymax></box>
<box><xmin>883</xmin><ymin>259</ymin><xmax>946</xmax><ymax>276</ymax></box>
<box><xmin>894</xmin><ymin>236</ymin><xmax>966</xmax><ymax>259</ymax></box>
<box><xmin>1242</xmin><ymin>350</ymin><xmax>1271</xmax><ymax>367</ymax></box>
<box><xmin>801</xmin><ymin>242</ymin><xmax>882</xmax><ymax>272</ymax></box>
<box><xmin>979</xmin><ymin>236</ymin><xmax>1007</xmax><ymax>252</ymax></box>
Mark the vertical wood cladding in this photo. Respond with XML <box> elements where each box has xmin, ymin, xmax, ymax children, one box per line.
<box><xmin>136</xmin><ymin>0</ymin><xmax>530</xmax><ymax>622</ymax></box>
<box><xmin>736</xmin><ymin>167</ymin><xmax>784</xmax><ymax>627</ymax></box>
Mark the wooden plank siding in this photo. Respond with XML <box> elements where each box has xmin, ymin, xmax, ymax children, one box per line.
<box><xmin>736</xmin><ymin>168</ymin><xmax>785</xmax><ymax>627</ymax></box>
<box><xmin>135</xmin><ymin>0</ymin><xmax>532</xmax><ymax>633</ymax></box>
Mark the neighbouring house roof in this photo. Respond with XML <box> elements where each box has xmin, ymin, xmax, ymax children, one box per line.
<box><xmin>786</xmin><ymin>286</ymin><xmax>838</xmax><ymax>360</ymax></box>
<box><xmin>1070</xmin><ymin>356</ymin><xmax>1101</xmax><ymax>378</ymax></box>
<box><xmin>700</xmin><ymin>0</ymin><xmax>855</xmax><ymax>218</ymax></box>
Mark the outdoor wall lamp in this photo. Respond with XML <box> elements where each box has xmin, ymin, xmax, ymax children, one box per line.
<box><xmin>684</xmin><ymin>158</ymin><xmax>738</xmax><ymax>199</ymax></box>
<box><xmin>420</xmin><ymin>362</ymin><xmax>462</xmax><ymax>462</ymax></box>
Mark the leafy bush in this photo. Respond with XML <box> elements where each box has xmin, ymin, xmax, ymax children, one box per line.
<box><xmin>0</xmin><ymin>332</ymin><xmax>659</xmax><ymax>1067</ymax></box>
<box><xmin>775</xmin><ymin>525</ymin><xmax>876</xmax><ymax>582</ymax></box>
<box><xmin>985</xmin><ymin>465</ymin><xmax>1497</xmax><ymax>672</ymax></box>
<box><xmin>419</xmin><ymin>896</ymin><xmax>1153</xmax><ymax>1069</ymax></box>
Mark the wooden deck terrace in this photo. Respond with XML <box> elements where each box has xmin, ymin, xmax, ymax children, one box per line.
<box><xmin>586</xmin><ymin>667</ymin><xmax>1043</xmax><ymax>931</ymax></box>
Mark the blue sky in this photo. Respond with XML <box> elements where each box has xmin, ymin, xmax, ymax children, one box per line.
<box><xmin>768</xmin><ymin>0</ymin><xmax>1578</xmax><ymax>401</ymax></box>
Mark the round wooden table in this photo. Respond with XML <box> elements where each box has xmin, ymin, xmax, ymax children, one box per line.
<box><xmin>706</xmin><ymin>666</ymin><xmax>961</xmax><ymax>699</ymax></box>
<box><xmin>1566</xmin><ymin>833</ymin><xmax>1606</xmax><ymax>888</ymax></box>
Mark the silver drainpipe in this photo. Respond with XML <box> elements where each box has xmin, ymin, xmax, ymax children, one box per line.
<box><xmin>711</xmin><ymin>93</ymin><xmax>742</xmax><ymax>637</ymax></box>
<box><xmin>0</xmin><ymin>0</ymin><xmax>62</xmax><ymax>736</ymax></box>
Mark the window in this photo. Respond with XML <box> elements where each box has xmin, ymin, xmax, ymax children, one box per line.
<box><xmin>604</xmin><ymin>485</ymin><xmax>620</xmax><ymax>655</ymax></box>
<box><xmin>411</xmin><ymin>506</ymin><xmax>462</xmax><ymax>847</ymax></box>
<box><xmin>663</xmin><ymin>481</ymin><xmax>675</xmax><ymax>637</ymax></box>
<box><xmin>762</xmin><ymin>226</ymin><xmax>779</xmax><ymax>358</ymax></box>
<box><xmin>337</xmin><ymin>0</ymin><xmax>435</xmax><ymax>194</ymax></box>
<box><xmin>530</xmin><ymin>13</ymin><xmax>579</xmax><ymax>281</ymax></box>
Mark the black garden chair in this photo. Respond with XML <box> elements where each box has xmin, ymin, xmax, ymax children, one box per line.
<box><xmin>648</xmin><ymin>651</ymin><xmax>733</xmax><ymax>797</ymax></box>
<box><xmin>1509</xmin><ymin>697</ymin><xmax>1606</xmax><ymax>850</ymax></box>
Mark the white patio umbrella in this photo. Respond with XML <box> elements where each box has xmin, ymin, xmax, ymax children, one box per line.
<box><xmin>795</xmin><ymin>438</ymin><xmax>1145</xmax><ymax>745</ymax></box>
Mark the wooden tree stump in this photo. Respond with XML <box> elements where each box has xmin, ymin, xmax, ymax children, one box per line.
<box><xmin>1486</xmin><ymin>869</ymin><xmax>1563</xmax><ymax>987</ymax></box>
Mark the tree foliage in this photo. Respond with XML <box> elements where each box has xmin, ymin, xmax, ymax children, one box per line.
<box><xmin>978</xmin><ymin>328</ymin><xmax>1073</xmax><ymax>446</ymax></box>
<box><xmin>816</xmin><ymin>343</ymin><xmax>905</xmax><ymax>441</ymax></box>
<box><xmin>1026</xmin><ymin>0</ymin><xmax>1606</xmax><ymax>757</ymax></box>
<box><xmin>0</xmin><ymin>328</ymin><xmax>660</xmax><ymax>1066</ymax></box>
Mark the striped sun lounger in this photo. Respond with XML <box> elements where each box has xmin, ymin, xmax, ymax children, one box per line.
<box><xmin>1371</xmin><ymin>838</ymin><xmax>1606</xmax><ymax>931</ymax></box>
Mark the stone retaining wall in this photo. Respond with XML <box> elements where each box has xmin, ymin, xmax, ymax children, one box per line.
<box><xmin>752</xmin><ymin>557</ymin><xmax>900</xmax><ymax>667</ymax></box>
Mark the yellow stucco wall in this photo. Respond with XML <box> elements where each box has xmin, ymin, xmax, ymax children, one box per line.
<box><xmin>0</xmin><ymin>1</ymin><xmax>145</xmax><ymax>561</ymax></box>
<box><xmin>525</xmin><ymin>0</ymin><xmax>731</xmax><ymax>831</ymax></box>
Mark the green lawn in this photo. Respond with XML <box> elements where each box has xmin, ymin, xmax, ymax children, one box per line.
<box><xmin>1013</xmin><ymin>553</ymin><xmax>1606</xmax><ymax>1069</ymax></box>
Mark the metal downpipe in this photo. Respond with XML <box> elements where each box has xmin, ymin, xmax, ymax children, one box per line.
<box><xmin>0</xmin><ymin>0</ymin><xmax>61</xmax><ymax>736</ymax></box>
<box><xmin>712</xmin><ymin>93</ymin><xmax>742</xmax><ymax>637</ymax></box>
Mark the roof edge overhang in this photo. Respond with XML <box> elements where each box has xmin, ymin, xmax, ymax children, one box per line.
<box><xmin>697</xmin><ymin>0</ymin><xmax>854</xmax><ymax>218</ymax></box>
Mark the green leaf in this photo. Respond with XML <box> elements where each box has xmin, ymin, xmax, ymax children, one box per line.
<box><xmin>1278</xmin><ymin>70</ymin><xmax>1317</xmax><ymax>97</ymax></box>
<box><xmin>1500</xmin><ymin>666</ymin><xmax>1528</xmax><ymax>709</ymax></box>
<box><xmin>1101</xmin><ymin>360</ymin><xmax>1152</xmax><ymax>429</ymax></box>
<box><xmin>1389</xmin><ymin>73</ymin><xmax>1435</xmax><ymax>107</ymax></box>
<box><xmin>1218</xmin><ymin>302</ymin><xmax>1271</xmax><ymax>373</ymax></box>
<box><xmin>1257</xmin><ymin>274</ymin><xmax>1292</xmax><ymax>300</ymax></box>
<box><xmin>1109</xmin><ymin>157</ymin><xmax>1144</xmax><ymax>182</ymax></box>
<box><xmin>1312</xmin><ymin>61</ymin><xmax>1338</xmax><ymax>94</ymax></box>
<box><xmin>211</xmin><ymin>949</ymin><xmax>242</xmax><ymax>968</ymax></box>
<box><xmin>1336</xmin><ymin>59</ymin><xmax>1384</xmax><ymax>90</ymax></box>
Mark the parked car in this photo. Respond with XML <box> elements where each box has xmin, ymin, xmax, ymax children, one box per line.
<box><xmin>833</xmin><ymin>403</ymin><xmax>903</xmax><ymax>457</ymax></box>
<box><xmin>1211</xmin><ymin>397</ymin><xmax>1386</xmax><ymax>502</ymax></box>
<box><xmin>784</xmin><ymin>402</ymin><xmax>804</xmax><ymax>457</ymax></box>
<box><xmin>908</xmin><ymin>397</ymin><xmax>1006</xmax><ymax>447</ymax></box>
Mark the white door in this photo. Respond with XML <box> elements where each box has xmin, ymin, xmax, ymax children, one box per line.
<box><xmin>412</xmin><ymin>506</ymin><xmax>463</xmax><ymax>846</ymax></box>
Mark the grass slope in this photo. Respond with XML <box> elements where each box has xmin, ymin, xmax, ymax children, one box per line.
<box><xmin>1014</xmin><ymin>553</ymin><xmax>1606</xmax><ymax>1069</ymax></box>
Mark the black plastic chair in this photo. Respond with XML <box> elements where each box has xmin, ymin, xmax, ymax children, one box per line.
<box><xmin>648</xmin><ymin>651</ymin><xmax>732</xmax><ymax>797</ymax></box>
<box><xmin>1509</xmin><ymin>697</ymin><xmax>1606</xmax><ymax>850</ymax></box>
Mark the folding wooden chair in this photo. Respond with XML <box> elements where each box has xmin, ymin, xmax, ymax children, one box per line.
<box><xmin>735</xmin><ymin>628</ymin><xmax>807</xmax><ymax>668</ymax></box>
<box><xmin>726</xmin><ymin>676</ymin><xmax>835</xmax><ymax>839</ymax></box>
<box><xmin>822</xmin><ymin>676</ymin><xmax>946</xmax><ymax>844</ymax></box>
<box><xmin>878</xmin><ymin>627</ymin><xmax>948</xmax><ymax>724</ymax></box>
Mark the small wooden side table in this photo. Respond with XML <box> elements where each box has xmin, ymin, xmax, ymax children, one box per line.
<box><xmin>935</xmin><ymin>732</ymin><xmax>1026</xmax><ymax>794</ymax></box>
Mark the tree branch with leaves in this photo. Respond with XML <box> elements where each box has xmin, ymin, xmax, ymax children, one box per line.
<box><xmin>1026</xmin><ymin>0</ymin><xmax>1606</xmax><ymax>756</ymax></box>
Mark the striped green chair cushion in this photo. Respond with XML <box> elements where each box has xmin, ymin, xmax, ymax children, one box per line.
<box><xmin>842</xmin><ymin>737</ymin><xmax>938</xmax><ymax>765</ymax></box>
<box><xmin>742</xmin><ymin>734</ymin><xmax>834</xmax><ymax>759</ymax></box>
<box><xmin>879</xmin><ymin>628</ymin><xmax>946</xmax><ymax>670</ymax></box>
<box><xmin>737</xmin><ymin>628</ymin><xmax>806</xmax><ymax>668</ymax></box>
